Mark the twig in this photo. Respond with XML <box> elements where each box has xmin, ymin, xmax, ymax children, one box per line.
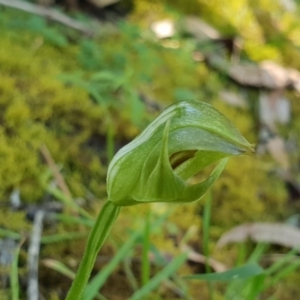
<box><xmin>27</xmin><ymin>210</ymin><xmax>45</xmax><ymax>300</ymax></box>
<box><xmin>40</xmin><ymin>144</ymin><xmax>72</xmax><ymax>199</ymax></box>
<box><xmin>0</xmin><ymin>0</ymin><xmax>95</xmax><ymax>35</ymax></box>
<box><xmin>180</xmin><ymin>243</ymin><xmax>227</xmax><ymax>273</ymax></box>
<box><xmin>40</xmin><ymin>145</ymin><xmax>87</xmax><ymax>216</ymax></box>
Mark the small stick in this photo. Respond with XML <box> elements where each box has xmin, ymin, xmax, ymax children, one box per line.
<box><xmin>27</xmin><ymin>210</ymin><xmax>45</xmax><ymax>300</ymax></box>
<box><xmin>0</xmin><ymin>0</ymin><xmax>94</xmax><ymax>35</ymax></box>
<box><xmin>180</xmin><ymin>243</ymin><xmax>227</xmax><ymax>273</ymax></box>
<box><xmin>40</xmin><ymin>144</ymin><xmax>72</xmax><ymax>199</ymax></box>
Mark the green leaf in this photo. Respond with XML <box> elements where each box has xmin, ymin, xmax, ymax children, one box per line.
<box><xmin>43</xmin><ymin>259</ymin><xmax>76</xmax><ymax>280</ymax></box>
<box><xmin>184</xmin><ymin>263</ymin><xmax>264</xmax><ymax>282</ymax></box>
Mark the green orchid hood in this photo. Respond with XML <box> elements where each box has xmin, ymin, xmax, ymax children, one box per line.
<box><xmin>107</xmin><ymin>100</ymin><xmax>253</xmax><ymax>206</ymax></box>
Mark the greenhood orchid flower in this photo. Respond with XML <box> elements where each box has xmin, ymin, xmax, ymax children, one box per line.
<box><xmin>107</xmin><ymin>100</ymin><xmax>253</xmax><ymax>206</ymax></box>
<box><xmin>66</xmin><ymin>100</ymin><xmax>253</xmax><ymax>300</ymax></box>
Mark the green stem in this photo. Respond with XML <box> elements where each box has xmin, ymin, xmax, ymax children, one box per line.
<box><xmin>65</xmin><ymin>201</ymin><xmax>120</xmax><ymax>300</ymax></box>
<box><xmin>203</xmin><ymin>191</ymin><xmax>214</xmax><ymax>300</ymax></box>
<box><xmin>142</xmin><ymin>209</ymin><xmax>151</xmax><ymax>286</ymax></box>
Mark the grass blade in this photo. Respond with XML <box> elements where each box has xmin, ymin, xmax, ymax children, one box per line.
<box><xmin>83</xmin><ymin>229</ymin><xmax>140</xmax><ymax>300</ymax></box>
<box><xmin>184</xmin><ymin>263</ymin><xmax>264</xmax><ymax>281</ymax></box>
<box><xmin>265</xmin><ymin>246</ymin><xmax>300</xmax><ymax>276</ymax></box>
<box><xmin>41</xmin><ymin>232</ymin><xmax>88</xmax><ymax>244</ymax></box>
<box><xmin>203</xmin><ymin>191</ymin><xmax>214</xmax><ymax>299</ymax></box>
<box><xmin>247</xmin><ymin>243</ymin><xmax>268</xmax><ymax>263</ymax></box>
<box><xmin>123</xmin><ymin>257</ymin><xmax>139</xmax><ymax>292</ymax></box>
<box><xmin>10</xmin><ymin>239</ymin><xmax>24</xmax><ymax>300</ymax></box>
<box><xmin>0</xmin><ymin>228</ymin><xmax>21</xmax><ymax>239</ymax></box>
<box><xmin>142</xmin><ymin>210</ymin><xmax>151</xmax><ymax>286</ymax></box>
<box><xmin>42</xmin><ymin>259</ymin><xmax>76</xmax><ymax>280</ymax></box>
<box><xmin>84</xmin><ymin>210</ymin><xmax>173</xmax><ymax>300</ymax></box>
<box><xmin>129</xmin><ymin>253</ymin><xmax>188</xmax><ymax>300</ymax></box>
<box><xmin>246</xmin><ymin>274</ymin><xmax>266</xmax><ymax>300</ymax></box>
<box><xmin>54</xmin><ymin>213</ymin><xmax>95</xmax><ymax>227</ymax></box>
<box><xmin>45</xmin><ymin>185</ymin><xmax>92</xmax><ymax>219</ymax></box>
<box><xmin>266</xmin><ymin>259</ymin><xmax>300</xmax><ymax>288</ymax></box>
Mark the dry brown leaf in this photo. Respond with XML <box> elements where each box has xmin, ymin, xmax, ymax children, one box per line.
<box><xmin>259</xmin><ymin>91</ymin><xmax>290</xmax><ymax>128</ymax></box>
<box><xmin>217</xmin><ymin>223</ymin><xmax>300</xmax><ymax>248</ymax></box>
<box><xmin>266</xmin><ymin>135</ymin><xmax>290</xmax><ymax>170</ymax></box>
<box><xmin>182</xmin><ymin>16</ymin><xmax>221</xmax><ymax>41</ymax></box>
<box><xmin>229</xmin><ymin>63</ymin><xmax>266</xmax><ymax>87</ymax></box>
<box><xmin>260</xmin><ymin>61</ymin><xmax>291</xmax><ymax>89</ymax></box>
<box><xmin>87</xmin><ymin>0</ymin><xmax>120</xmax><ymax>8</ymax></box>
<box><xmin>288</xmin><ymin>68</ymin><xmax>300</xmax><ymax>92</ymax></box>
<box><xmin>229</xmin><ymin>63</ymin><xmax>285</xmax><ymax>89</ymax></box>
<box><xmin>228</xmin><ymin>60</ymin><xmax>300</xmax><ymax>90</ymax></box>
<box><xmin>257</xmin><ymin>127</ymin><xmax>290</xmax><ymax>170</ymax></box>
<box><xmin>219</xmin><ymin>91</ymin><xmax>248</xmax><ymax>108</ymax></box>
<box><xmin>180</xmin><ymin>244</ymin><xmax>227</xmax><ymax>272</ymax></box>
<box><xmin>279</xmin><ymin>0</ymin><xmax>296</xmax><ymax>11</ymax></box>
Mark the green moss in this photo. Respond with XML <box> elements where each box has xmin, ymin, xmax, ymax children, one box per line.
<box><xmin>0</xmin><ymin>210</ymin><xmax>30</xmax><ymax>232</ymax></box>
<box><xmin>0</xmin><ymin>23</ymin><xmax>107</xmax><ymax>202</ymax></box>
<box><xmin>213</xmin><ymin>155</ymin><xmax>287</xmax><ymax>227</ymax></box>
<box><xmin>209</xmin><ymin>102</ymin><xmax>287</xmax><ymax>230</ymax></box>
<box><xmin>0</xmin><ymin>10</ymin><xmax>208</xmax><ymax>204</ymax></box>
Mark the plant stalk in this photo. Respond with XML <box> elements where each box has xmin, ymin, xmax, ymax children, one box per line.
<box><xmin>65</xmin><ymin>201</ymin><xmax>120</xmax><ymax>300</ymax></box>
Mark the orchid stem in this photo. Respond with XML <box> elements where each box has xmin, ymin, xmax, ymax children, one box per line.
<box><xmin>65</xmin><ymin>201</ymin><xmax>120</xmax><ymax>300</ymax></box>
<box><xmin>142</xmin><ymin>209</ymin><xmax>151</xmax><ymax>286</ymax></box>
